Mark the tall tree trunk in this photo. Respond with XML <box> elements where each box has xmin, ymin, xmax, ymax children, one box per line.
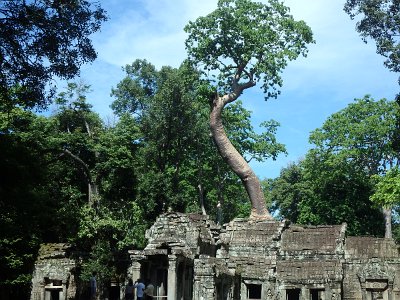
<box><xmin>210</xmin><ymin>95</ymin><xmax>273</xmax><ymax>220</ymax></box>
<box><xmin>383</xmin><ymin>207</ymin><xmax>392</xmax><ymax>238</ymax></box>
<box><xmin>62</xmin><ymin>149</ymin><xmax>98</xmax><ymax>206</ymax></box>
<box><xmin>198</xmin><ymin>184</ymin><xmax>207</xmax><ymax>216</ymax></box>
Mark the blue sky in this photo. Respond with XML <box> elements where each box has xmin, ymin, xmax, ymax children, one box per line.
<box><xmin>69</xmin><ymin>0</ymin><xmax>399</xmax><ymax>179</ymax></box>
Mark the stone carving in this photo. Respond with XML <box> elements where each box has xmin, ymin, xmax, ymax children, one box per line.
<box><xmin>31</xmin><ymin>213</ymin><xmax>400</xmax><ymax>300</ymax></box>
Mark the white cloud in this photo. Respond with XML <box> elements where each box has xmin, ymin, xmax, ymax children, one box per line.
<box><xmin>93</xmin><ymin>0</ymin><xmax>217</xmax><ymax>68</ymax></box>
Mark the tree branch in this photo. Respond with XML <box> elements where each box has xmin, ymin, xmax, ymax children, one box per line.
<box><xmin>62</xmin><ymin>148</ymin><xmax>92</xmax><ymax>184</ymax></box>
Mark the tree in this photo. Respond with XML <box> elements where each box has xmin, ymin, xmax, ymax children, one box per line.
<box><xmin>184</xmin><ymin>0</ymin><xmax>313</xmax><ymax>219</ymax></box>
<box><xmin>344</xmin><ymin>0</ymin><xmax>400</xmax><ymax>76</ymax></box>
<box><xmin>371</xmin><ymin>167</ymin><xmax>400</xmax><ymax>208</ymax></box>
<box><xmin>344</xmin><ymin>0</ymin><xmax>400</xmax><ymax>181</ymax></box>
<box><xmin>111</xmin><ymin>59</ymin><xmax>284</xmax><ymax>223</ymax></box>
<box><xmin>0</xmin><ymin>109</ymin><xmax>52</xmax><ymax>299</ymax></box>
<box><xmin>0</xmin><ymin>82</ymin><xmax>144</xmax><ymax>299</ymax></box>
<box><xmin>301</xmin><ymin>151</ymin><xmax>384</xmax><ymax>236</ymax></box>
<box><xmin>266</xmin><ymin>162</ymin><xmax>313</xmax><ymax>222</ymax></box>
<box><xmin>370</xmin><ymin>167</ymin><xmax>400</xmax><ymax>238</ymax></box>
<box><xmin>268</xmin><ymin>96</ymin><xmax>398</xmax><ymax>236</ymax></box>
<box><xmin>310</xmin><ymin>96</ymin><xmax>398</xmax><ymax>174</ymax></box>
<box><xmin>267</xmin><ymin>155</ymin><xmax>385</xmax><ymax>236</ymax></box>
<box><xmin>0</xmin><ymin>0</ymin><xmax>107</xmax><ymax>111</ymax></box>
<box><xmin>112</xmin><ymin>60</ymin><xmax>212</xmax><ymax>217</ymax></box>
<box><xmin>309</xmin><ymin>96</ymin><xmax>399</xmax><ymax>237</ymax></box>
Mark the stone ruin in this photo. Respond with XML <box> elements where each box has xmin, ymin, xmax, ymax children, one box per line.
<box><xmin>30</xmin><ymin>243</ymin><xmax>79</xmax><ymax>300</ymax></box>
<box><xmin>31</xmin><ymin>212</ymin><xmax>400</xmax><ymax>300</ymax></box>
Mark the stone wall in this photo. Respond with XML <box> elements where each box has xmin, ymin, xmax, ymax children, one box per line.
<box><xmin>138</xmin><ymin>214</ymin><xmax>400</xmax><ymax>300</ymax></box>
<box><xmin>31</xmin><ymin>213</ymin><xmax>400</xmax><ymax>300</ymax></box>
<box><xmin>343</xmin><ymin>237</ymin><xmax>400</xmax><ymax>300</ymax></box>
<box><xmin>30</xmin><ymin>243</ymin><xmax>78</xmax><ymax>300</ymax></box>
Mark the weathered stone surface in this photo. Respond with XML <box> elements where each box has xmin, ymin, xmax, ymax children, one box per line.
<box><xmin>144</xmin><ymin>212</ymin><xmax>218</xmax><ymax>259</ymax></box>
<box><xmin>281</xmin><ymin>224</ymin><xmax>345</xmax><ymax>254</ymax></box>
<box><xmin>30</xmin><ymin>244</ymin><xmax>78</xmax><ymax>300</ymax></box>
<box><xmin>31</xmin><ymin>213</ymin><xmax>400</xmax><ymax>300</ymax></box>
<box><xmin>345</xmin><ymin>236</ymin><xmax>399</xmax><ymax>259</ymax></box>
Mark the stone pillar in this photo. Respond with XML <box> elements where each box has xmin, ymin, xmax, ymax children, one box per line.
<box><xmin>44</xmin><ymin>290</ymin><xmax>50</xmax><ymax>300</ymax></box>
<box><xmin>240</xmin><ymin>281</ymin><xmax>247</xmax><ymax>300</ymax></box>
<box><xmin>126</xmin><ymin>254</ymin><xmax>143</xmax><ymax>300</ymax></box>
<box><xmin>62</xmin><ymin>281</ymin><xmax>66</xmax><ymax>300</ymax></box>
<box><xmin>41</xmin><ymin>285</ymin><xmax>46</xmax><ymax>300</ymax></box>
<box><xmin>128</xmin><ymin>250</ymin><xmax>146</xmax><ymax>282</ymax></box>
<box><xmin>388</xmin><ymin>282</ymin><xmax>394</xmax><ymax>300</ymax></box>
<box><xmin>131</xmin><ymin>261</ymin><xmax>141</xmax><ymax>281</ymax></box>
<box><xmin>277</xmin><ymin>286</ymin><xmax>286</xmax><ymax>300</ymax></box>
<box><xmin>301</xmin><ymin>286</ymin><xmax>308</xmax><ymax>300</ymax></box>
<box><xmin>168</xmin><ymin>255</ymin><xmax>177</xmax><ymax>300</ymax></box>
<box><xmin>360</xmin><ymin>280</ymin><xmax>367</xmax><ymax>300</ymax></box>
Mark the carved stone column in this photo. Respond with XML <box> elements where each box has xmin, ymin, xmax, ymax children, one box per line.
<box><xmin>61</xmin><ymin>280</ymin><xmax>66</xmax><ymax>300</ymax></box>
<box><xmin>168</xmin><ymin>255</ymin><xmax>177</xmax><ymax>300</ymax></box>
<box><xmin>388</xmin><ymin>282</ymin><xmax>394</xmax><ymax>300</ymax></box>
<box><xmin>359</xmin><ymin>280</ymin><xmax>367</xmax><ymax>300</ymax></box>
<box><xmin>301</xmin><ymin>287</ymin><xmax>308</xmax><ymax>300</ymax></box>
<box><xmin>128</xmin><ymin>250</ymin><xmax>145</xmax><ymax>281</ymax></box>
<box><xmin>131</xmin><ymin>261</ymin><xmax>141</xmax><ymax>281</ymax></box>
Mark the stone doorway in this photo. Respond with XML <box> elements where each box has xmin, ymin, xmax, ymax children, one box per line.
<box><xmin>286</xmin><ymin>288</ymin><xmax>301</xmax><ymax>300</ymax></box>
<box><xmin>310</xmin><ymin>288</ymin><xmax>325</xmax><ymax>300</ymax></box>
<box><xmin>44</xmin><ymin>288</ymin><xmax>62</xmax><ymax>300</ymax></box>
<box><xmin>246</xmin><ymin>283</ymin><xmax>262</xmax><ymax>300</ymax></box>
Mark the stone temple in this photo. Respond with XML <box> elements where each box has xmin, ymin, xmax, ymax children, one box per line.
<box><xmin>31</xmin><ymin>212</ymin><xmax>400</xmax><ymax>300</ymax></box>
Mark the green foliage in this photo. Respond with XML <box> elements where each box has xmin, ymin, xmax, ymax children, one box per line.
<box><xmin>309</xmin><ymin>96</ymin><xmax>398</xmax><ymax>175</ymax></box>
<box><xmin>269</xmin><ymin>96</ymin><xmax>398</xmax><ymax>236</ymax></box>
<box><xmin>111</xmin><ymin>59</ymin><xmax>284</xmax><ymax>223</ymax></box>
<box><xmin>0</xmin><ymin>0</ymin><xmax>107</xmax><ymax>110</ymax></box>
<box><xmin>184</xmin><ymin>0</ymin><xmax>314</xmax><ymax>98</ymax></box>
<box><xmin>344</xmin><ymin>0</ymin><xmax>400</xmax><ymax>75</ymax></box>
<box><xmin>268</xmin><ymin>155</ymin><xmax>384</xmax><ymax>236</ymax></box>
<box><xmin>0</xmin><ymin>83</ymin><xmax>147</xmax><ymax>298</ymax></box>
<box><xmin>300</xmin><ymin>151</ymin><xmax>384</xmax><ymax>236</ymax></box>
<box><xmin>0</xmin><ymin>109</ymin><xmax>56</xmax><ymax>297</ymax></box>
<box><xmin>223</xmin><ymin>101</ymin><xmax>287</xmax><ymax>162</ymax></box>
<box><xmin>266</xmin><ymin>162</ymin><xmax>313</xmax><ymax>222</ymax></box>
<box><xmin>371</xmin><ymin>167</ymin><xmax>400</xmax><ymax>208</ymax></box>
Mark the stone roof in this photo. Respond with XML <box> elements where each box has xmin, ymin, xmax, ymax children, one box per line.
<box><xmin>281</xmin><ymin>224</ymin><xmax>346</xmax><ymax>254</ymax></box>
<box><xmin>37</xmin><ymin>243</ymin><xmax>73</xmax><ymax>260</ymax></box>
<box><xmin>276</xmin><ymin>260</ymin><xmax>343</xmax><ymax>283</ymax></box>
<box><xmin>144</xmin><ymin>212</ymin><xmax>219</xmax><ymax>258</ymax></box>
<box><xmin>218</xmin><ymin>219</ymin><xmax>287</xmax><ymax>257</ymax></box>
<box><xmin>345</xmin><ymin>236</ymin><xmax>399</xmax><ymax>259</ymax></box>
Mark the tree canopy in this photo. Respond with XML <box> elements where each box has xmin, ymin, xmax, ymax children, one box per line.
<box><xmin>309</xmin><ymin>96</ymin><xmax>399</xmax><ymax>175</ymax></box>
<box><xmin>269</xmin><ymin>96</ymin><xmax>399</xmax><ymax>237</ymax></box>
<box><xmin>185</xmin><ymin>0</ymin><xmax>314</xmax><ymax>99</ymax></box>
<box><xmin>111</xmin><ymin>59</ymin><xmax>282</xmax><ymax>221</ymax></box>
<box><xmin>184</xmin><ymin>0</ymin><xmax>313</xmax><ymax>219</ymax></box>
<box><xmin>344</xmin><ymin>0</ymin><xmax>400</xmax><ymax>77</ymax></box>
<box><xmin>0</xmin><ymin>0</ymin><xmax>107</xmax><ymax>111</ymax></box>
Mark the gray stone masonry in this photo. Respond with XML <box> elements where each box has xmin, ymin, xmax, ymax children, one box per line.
<box><xmin>30</xmin><ymin>243</ymin><xmax>77</xmax><ymax>300</ymax></box>
<box><xmin>31</xmin><ymin>213</ymin><xmax>400</xmax><ymax>300</ymax></box>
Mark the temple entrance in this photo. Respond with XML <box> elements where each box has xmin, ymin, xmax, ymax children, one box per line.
<box><xmin>366</xmin><ymin>279</ymin><xmax>389</xmax><ymax>300</ymax></box>
<box><xmin>286</xmin><ymin>289</ymin><xmax>301</xmax><ymax>300</ymax></box>
<box><xmin>310</xmin><ymin>288</ymin><xmax>324</xmax><ymax>300</ymax></box>
<box><xmin>246</xmin><ymin>284</ymin><xmax>262</xmax><ymax>300</ymax></box>
<box><xmin>44</xmin><ymin>288</ymin><xmax>62</xmax><ymax>300</ymax></box>
<box><xmin>156</xmin><ymin>268</ymin><xmax>168</xmax><ymax>297</ymax></box>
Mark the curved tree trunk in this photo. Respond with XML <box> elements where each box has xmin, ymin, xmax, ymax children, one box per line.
<box><xmin>210</xmin><ymin>95</ymin><xmax>273</xmax><ymax>220</ymax></box>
